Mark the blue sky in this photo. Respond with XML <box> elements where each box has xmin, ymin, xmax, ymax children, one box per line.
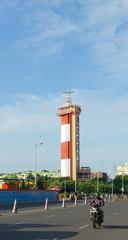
<box><xmin>0</xmin><ymin>0</ymin><xmax>128</xmax><ymax>175</ymax></box>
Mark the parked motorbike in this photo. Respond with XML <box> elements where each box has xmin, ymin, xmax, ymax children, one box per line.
<box><xmin>90</xmin><ymin>206</ymin><xmax>104</xmax><ymax>228</ymax></box>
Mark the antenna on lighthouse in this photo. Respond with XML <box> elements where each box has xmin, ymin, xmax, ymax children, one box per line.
<box><xmin>62</xmin><ymin>90</ymin><xmax>75</xmax><ymax>105</ymax></box>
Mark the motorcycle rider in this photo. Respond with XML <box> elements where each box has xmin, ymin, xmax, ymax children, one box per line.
<box><xmin>90</xmin><ymin>192</ymin><xmax>105</xmax><ymax>219</ymax></box>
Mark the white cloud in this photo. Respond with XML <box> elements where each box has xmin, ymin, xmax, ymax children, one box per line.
<box><xmin>0</xmin><ymin>94</ymin><xmax>61</xmax><ymax>172</ymax></box>
<box><xmin>17</xmin><ymin>9</ymin><xmax>80</xmax><ymax>58</ymax></box>
<box><xmin>14</xmin><ymin>0</ymin><xmax>128</xmax><ymax>87</ymax></box>
<box><xmin>0</xmin><ymin>94</ymin><xmax>59</xmax><ymax>133</ymax></box>
<box><xmin>2</xmin><ymin>0</ymin><xmax>128</xmax><ymax>68</ymax></box>
<box><xmin>0</xmin><ymin>0</ymin><xmax>18</xmax><ymax>9</ymax></box>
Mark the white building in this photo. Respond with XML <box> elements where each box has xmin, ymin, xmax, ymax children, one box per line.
<box><xmin>117</xmin><ymin>162</ymin><xmax>128</xmax><ymax>175</ymax></box>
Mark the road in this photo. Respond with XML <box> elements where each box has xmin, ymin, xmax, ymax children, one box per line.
<box><xmin>0</xmin><ymin>200</ymin><xmax>128</xmax><ymax>240</ymax></box>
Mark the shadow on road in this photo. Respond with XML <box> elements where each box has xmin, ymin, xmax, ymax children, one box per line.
<box><xmin>103</xmin><ymin>225</ymin><xmax>128</xmax><ymax>229</ymax></box>
<box><xmin>0</xmin><ymin>223</ymin><xmax>78</xmax><ymax>239</ymax></box>
<box><xmin>0</xmin><ymin>230</ymin><xmax>78</xmax><ymax>240</ymax></box>
<box><xmin>0</xmin><ymin>222</ymin><xmax>69</xmax><ymax>230</ymax></box>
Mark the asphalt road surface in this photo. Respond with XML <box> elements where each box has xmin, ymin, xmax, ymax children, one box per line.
<box><xmin>0</xmin><ymin>200</ymin><xmax>128</xmax><ymax>240</ymax></box>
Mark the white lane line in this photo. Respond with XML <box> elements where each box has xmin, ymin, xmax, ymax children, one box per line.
<box><xmin>45</xmin><ymin>215</ymin><xmax>56</xmax><ymax>218</ymax></box>
<box><xmin>79</xmin><ymin>224</ymin><xmax>88</xmax><ymax>230</ymax></box>
<box><xmin>113</xmin><ymin>212</ymin><xmax>117</xmax><ymax>215</ymax></box>
<box><xmin>8</xmin><ymin>222</ymin><xmax>24</xmax><ymax>227</ymax></box>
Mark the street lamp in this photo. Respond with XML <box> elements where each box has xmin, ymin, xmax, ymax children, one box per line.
<box><xmin>109</xmin><ymin>170</ymin><xmax>114</xmax><ymax>197</ymax></box>
<box><xmin>111</xmin><ymin>165</ymin><xmax>116</xmax><ymax>197</ymax></box>
<box><xmin>121</xmin><ymin>171</ymin><xmax>124</xmax><ymax>197</ymax></box>
<box><xmin>111</xmin><ymin>177</ymin><xmax>114</xmax><ymax>197</ymax></box>
<box><xmin>64</xmin><ymin>177</ymin><xmax>66</xmax><ymax>194</ymax></box>
<box><xmin>75</xmin><ymin>178</ymin><xmax>77</xmax><ymax>193</ymax></box>
<box><xmin>96</xmin><ymin>172</ymin><xmax>99</xmax><ymax>192</ymax></box>
<box><xmin>34</xmin><ymin>141</ymin><xmax>43</xmax><ymax>190</ymax></box>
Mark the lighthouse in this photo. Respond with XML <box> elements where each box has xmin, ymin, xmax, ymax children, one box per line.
<box><xmin>57</xmin><ymin>92</ymin><xmax>81</xmax><ymax>181</ymax></box>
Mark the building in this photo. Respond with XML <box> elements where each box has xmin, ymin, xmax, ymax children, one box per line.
<box><xmin>16</xmin><ymin>170</ymin><xmax>61</xmax><ymax>179</ymax></box>
<box><xmin>117</xmin><ymin>162</ymin><xmax>128</xmax><ymax>176</ymax></box>
<box><xmin>77</xmin><ymin>167</ymin><xmax>91</xmax><ymax>181</ymax></box>
<box><xmin>91</xmin><ymin>171</ymin><xmax>108</xmax><ymax>181</ymax></box>
<box><xmin>57</xmin><ymin>92</ymin><xmax>81</xmax><ymax>181</ymax></box>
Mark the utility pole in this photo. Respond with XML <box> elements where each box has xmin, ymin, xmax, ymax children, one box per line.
<box><xmin>34</xmin><ymin>135</ymin><xmax>43</xmax><ymax>190</ymax></box>
<box><xmin>96</xmin><ymin>172</ymin><xmax>99</xmax><ymax>192</ymax></box>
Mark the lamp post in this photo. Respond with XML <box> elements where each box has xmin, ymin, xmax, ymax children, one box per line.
<box><xmin>109</xmin><ymin>170</ymin><xmax>114</xmax><ymax>197</ymax></box>
<box><xmin>64</xmin><ymin>177</ymin><xmax>66</xmax><ymax>194</ymax></box>
<box><xmin>111</xmin><ymin>177</ymin><xmax>114</xmax><ymax>197</ymax></box>
<box><xmin>34</xmin><ymin>140</ymin><xmax>43</xmax><ymax>190</ymax></box>
<box><xmin>75</xmin><ymin>178</ymin><xmax>77</xmax><ymax>193</ymax></box>
<box><xmin>112</xmin><ymin>165</ymin><xmax>116</xmax><ymax>197</ymax></box>
<box><xmin>96</xmin><ymin>172</ymin><xmax>99</xmax><ymax>193</ymax></box>
<box><xmin>121</xmin><ymin>171</ymin><xmax>124</xmax><ymax>197</ymax></box>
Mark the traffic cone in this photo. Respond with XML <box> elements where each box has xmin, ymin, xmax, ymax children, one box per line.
<box><xmin>74</xmin><ymin>195</ymin><xmax>78</xmax><ymax>206</ymax></box>
<box><xmin>12</xmin><ymin>199</ymin><xmax>17</xmax><ymax>214</ymax></box>
<box><xmin>111</xmin><ymin>196</ymin><xmax>114</xmax><ymax>202</ymax></box>
<box><xmin>84</xmin><ymin>194</ymin><xmax>87</xmax><ymax>205</ymax></box>
<box><xmin>104</xmin><ymin>195</ymin><xmax>107</xmax><ymax>203</ymax></box>
<box><xmin>62</xmin><ymin>197</ymin><xmax>66</xmax><ymax>208</ymax></box>
<box><xmin>44</xmin><ymin>197</ymin><xmax>49</xmax><ymax>210</ymax></box>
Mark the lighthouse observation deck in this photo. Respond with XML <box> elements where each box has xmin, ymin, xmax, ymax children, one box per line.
<box><xmin>57</xmin><ymin>103</ymin><xmax>81</xmax><ymax>116</ymax></box>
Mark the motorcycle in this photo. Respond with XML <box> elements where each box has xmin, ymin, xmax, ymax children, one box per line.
<box><xmin>90</xmin><ymin>205</ymin><xmax>104</xmax><ymax>228</ymax></box>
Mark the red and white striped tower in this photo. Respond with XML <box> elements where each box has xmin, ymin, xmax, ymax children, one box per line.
<box><xmin>57</xmin><ymin>92</ymin><xmax>81</xmax><ymax>181</ymax></box>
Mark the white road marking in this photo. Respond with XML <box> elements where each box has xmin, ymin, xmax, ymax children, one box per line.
<box><xmin>113</xmin><ymin>212</ymin><xmax>117</xmax><ymax>215</ymax></box>
<box><xmin>45</xmin><ymin>215</ymin><xmax>56</xmax><ymax>218</ymax></box>
<box><xmin>8</xmin><ymin>222</ymin><xmax>24</xmax><ymax>227</ymax></box>
<box><xmin>79</xmin><ymin>224</ymin><xmax>88</xmax><ymax>230</ymax></box>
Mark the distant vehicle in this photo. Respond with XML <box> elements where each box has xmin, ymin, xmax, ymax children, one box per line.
<box><xmin>50</xmin><ymin>185</ymin><xmax>61</xmax><ymax>192</ymax></box>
